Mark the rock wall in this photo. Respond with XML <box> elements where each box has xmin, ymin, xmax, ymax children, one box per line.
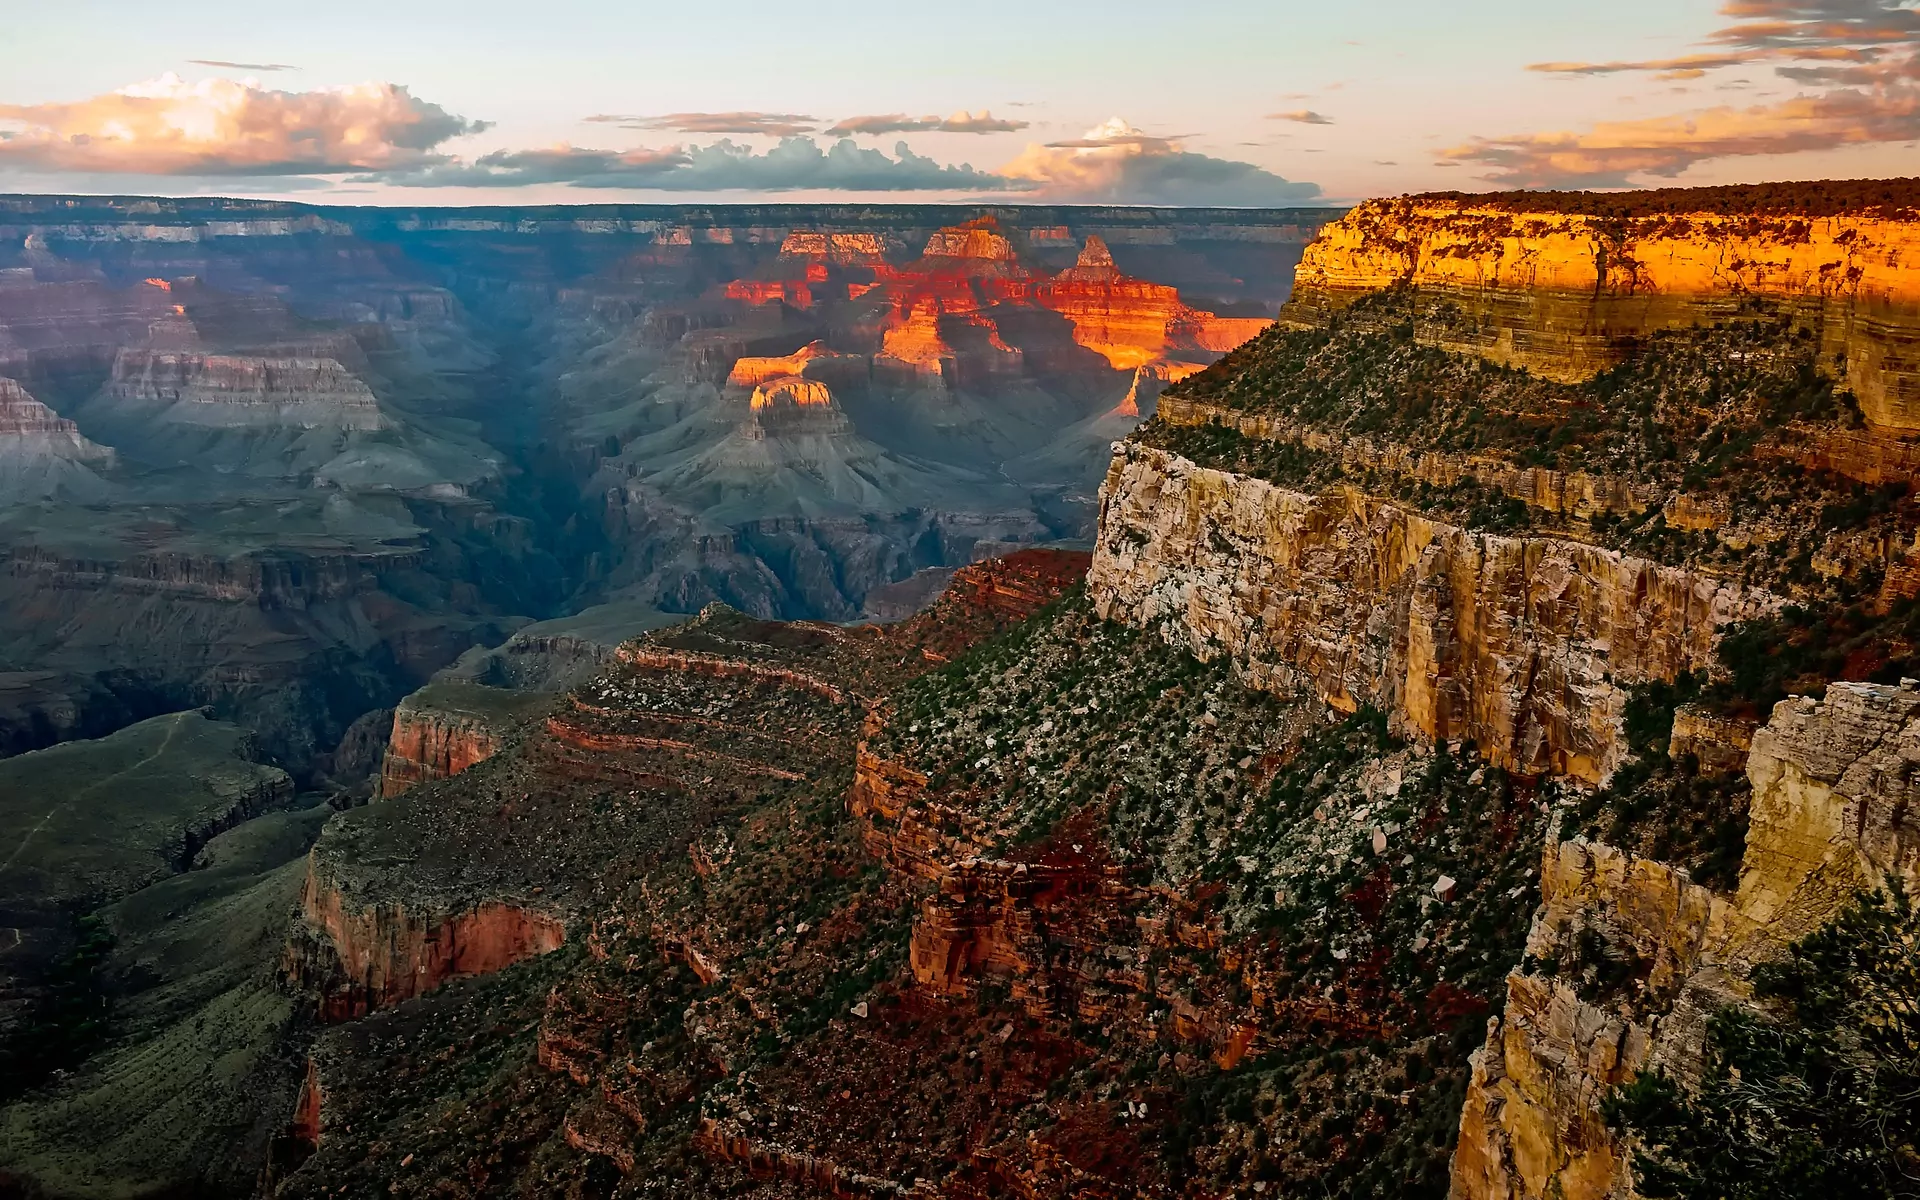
<box><xmin>101</xmin><ymin>350</ymin><xmax>388</xmax><ymax>430</ymax></box>
<box><xmin>1283</xmin><ymin>199</ymin><xmax>1920</xmax><ymax>432</ymax></box>
<box><xmin>1156</xmin><ymin>397</ymin><xmax>1661</xmax><ymax>522</ymax></box>
<box><xmin>1451</xmin><ymin>680</ymin><xmax>1920</xmax><ymax>1200</ymax></box>
<box><xmin>1087</xmin><ymin>443</ymin><xmax>1773</xmax><ymax>783</ymax></box>
<box><xmin>377</xmin><ymin>696</ymin><xmax>510</xmax><ymax>798</ymax></box>
<box><xmin>0</xmin><ymin>375</ymin><xmax>116</xmax><ymax>503</ymax></box>
<box><xmin>285</xmin><ymin>853</ymin><xmax>565</xmax><ymax>1021</ymax></box>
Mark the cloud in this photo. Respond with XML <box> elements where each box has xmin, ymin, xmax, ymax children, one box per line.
<box><xmin>1709</xmin><ymin>0</ymin><xmax>1920</xmax><ymax>51</ymax></box>
<box><xmin>825</xmin><ymin>110</ymin><xmax>1027</xmax><ymax>135</ymax></box>
<box><xmin>1458</xmin><ymin>0</ymin><xmax>1920</xmax><ymax>185</ymax></box>
<box><xmin>1267</xmin><ymin>109</ymin><xmax>1334</xmax><ymax>124</ymax></box>
<box><xmin>1445</xmin><ymin>85</ymin><xmax>1920</xmax><ymax>186</ymax></box>
<box><xmin>188</xmin><ymin>59</ymin><xmax>298</xmax><ymax>72</ymax></box>
<box><xmin>0</xmin><ymin>74</ymin><xmax>485</xmax><ymax>175</ymax></box>
<box><xmin>998</xmin><ymin>117</ymin><xmax>1320</xmax><ymax>205</ymax></box>
<box><xmin>369</xmin><ymin>136</ymin><xmax>1016</xmax><ymax>192</ymax></box>
<box><xmin>584</xmin><ymin>111</ymin><xmax>819</xmax><ymax>136</ymax></box>
<box><xmin>1529</xmin><ymin>53</ymin><xmax>1763</xmax><ymax>76</ymax></box>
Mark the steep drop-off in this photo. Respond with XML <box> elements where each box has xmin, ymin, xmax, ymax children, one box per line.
<box><xmin>1088</xmin><ymin>442</ymin><xmax>1773</xmax><ymax>783</ymax></box>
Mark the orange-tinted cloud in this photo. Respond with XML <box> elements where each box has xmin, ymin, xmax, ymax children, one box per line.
<box><xmin>825</xmin><ymin>111</ymin><xmax>1027</xmax><ymax>135</ymax></box>
<box><xmin>0</xmin><ymin>74</ymin><xmax>484</xmax><ymax>175</ymax></box>
<box><xmin>1446</xmin><ymin>84</ymin><xmax>1920</xmax><ymax>186</ymax></box>
<box><xmin>999</xmin><ymin>117</ymin><xmax>1320</xmax><ymax>205</ymax></box>
<box><xmin>1460</xmin><ymin>0</ymin><xmax>1920</xmax><ymax>185</ymax></box>
<box><xmin>1529</xmin><ymin>52</ymin><xmax>1765</xmax><ymax>75</ymax></box>
<box><xmin>585</xmin><ymin>111</ymin><xmax>819</xmax><ymax>136</ymax></box>
<box><xmin>1267</xmin><ymin>110</ymin><xmax>1334</xmax><ymax>124</ymax></box>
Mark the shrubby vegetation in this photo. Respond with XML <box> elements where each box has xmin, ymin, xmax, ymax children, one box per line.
<box><xmin>1412</xmin><ymin>178</ymin><xmax>1920</xmax><ymax>219</ymax></box>
<box><xmin>1140</xmin><ymin>290</ymin><xmax>1907</xmax><ymax>600</ymax></box>
<box><xmin>1568</xmin><ymin>677</ymin><xmax>1750</xmax><ymax>892</ymax></box>
<box><xmin>882</xmin><ymin>594</ymin><xmax>1552</xmax><ymax>1197</ymax></box>
<box><xmin>1606</xmin><ymin>886</ymin><xmax>1920</xmax><ymax>1198</ymax></box>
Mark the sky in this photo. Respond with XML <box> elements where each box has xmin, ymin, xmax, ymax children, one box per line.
<box><xmin>3</xmin><ymin>0</ymin><xmax>1918</xmax><ymax>206</ymax></box>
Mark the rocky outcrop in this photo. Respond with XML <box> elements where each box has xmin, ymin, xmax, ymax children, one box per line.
<box><xmin>1088</xmin><ymin>442</ymin><xmax>1774</xmax><ymax>783</ymax></box>
<box><xmin>100</xmin><ymin>350</ymin><xmax>388</xmax><ymax>430</ymax></box>
<box><xmin>0</xmin><ymin>376</ymin><xmax>116</xmax><ymax>503</ymax></box>
<box><xmin>1285</xmin><ymin>199</ymin><xmax>1920</xmax><ymax>432</ymax></box>
<box><xmin>778</xmin><ymin>231</ymin><xmax>895</xmax><ymax>264</ymax></box>
<box><xmin>1114</xmin><ymin>360</ymin><xmax>1206</xmax><ymax>418</ymax></box>
<box><xmin>726</xmin><ymin>341</ymin><xmax>868</xmax><ymax>390</ymax></box>
<box><xmin>1037</xmin><ymin>237</ymin><xmax>1273</xmax><ymax>371</ymax></box>
<box><xmin>285</xmin><ymin>854</ymin><xmax>565</xmax><ymax>1021</ymax></box>
<box><xmin>1156</xmin><ymin>396</ymin><xmax>1661</xmax><ymax>523</ymax></box>
<box><xmin>921</xmin><ymin>217</ymin><xmax>1017</xmax><ymax>263</ymax></box>
<box><xmin>1452</xmin><ymin>680</ymin><xmax>1920</xmax><ymax>1200</ymax></box>
<box><xmin>744</xmin><ymin>377</ymin><xmax>854</xmax><ymax>438</ymax></box>
<box><xmin>377</xmin><ymin>690</ymin><xmax>514</xmax><ymax>797</ymax></box>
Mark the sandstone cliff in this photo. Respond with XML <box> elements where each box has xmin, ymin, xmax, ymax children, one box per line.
<box><xmin>285</xmin><ymin>853</ymin><xmax>565</xmax><ymax>1021</ymax></box>
<box><xmin>1452</xmin><ymin>680</ymin><xmax>1920</xmax><ymax>1200</ymax></box>
<box><xmin>376</xmin><ymin>685</ymin><xmax>525</xmax><ymax>798</ymax></box>
<box><xmin>99</xmin><ymin>350</ymin><xmax>389</xmax><ymax>431</ymax></box>
<box><xmin>1088</xmin><ymin>442</ymin><xmax>1774</xmax><ymax>783</ymax></box>
<box><xmin>1284</xmin><ymin>198</ymin><xmax>1920</xmax><ymax>432</ymax></box>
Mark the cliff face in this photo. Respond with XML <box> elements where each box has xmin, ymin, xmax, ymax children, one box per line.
<box><xmin>1088</xmin><ymin>443</ymin><xmax>1773</xmax><ymax>783</ymax></box>
<box><xmin>100</xmin><ymin>350</ymin><xmax>388</xmax><ymax>430</ymax></box>
<box><xmin>1285</xmin><ymin>199</ymin><xmax>1920</xmax><ymax>432</ymax></box>
<box><xmin>285</xmin><ymin>852</ymin><xmax>565</xmax><ymax>1021</ymax></box>
<box><xmin>1452</xmin><ymin>680</ymin><xmax>1920</xmax><ymax>1200</ymax></box>
<box><xmin>0</xmin><ymin>376</ymin><xmax>116</xmax><ymax>503</ymax></box>
<box><xmin>377</xmin><ymin>697</ymin><xmax>509</xmax><ymax>798</ymax></box>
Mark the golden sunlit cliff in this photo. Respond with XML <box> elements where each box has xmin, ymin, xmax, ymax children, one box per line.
<box><xmin>1285</xmin><ymin>197</ymin><xmax>1920</xmax><ymax>432</ymax></box>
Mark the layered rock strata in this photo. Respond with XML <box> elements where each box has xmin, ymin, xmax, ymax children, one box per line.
<box><xmin>0</xmin><ymin>375</ymin><xmax>116</xmax><ymax>502</ymax></box>
<box><xmin>101</xmin><ymin>350</ymin><xmax>388</xmax><ymax>429</ymax></box>
<box><xmin>1088</xmin><ymin>442</ymin><xmax>1773</xmax><ymax>783</ymax></box>
<box><xmin>377</xmin><ymin>688</ymin><xmax>521</xmax><ymax>797</ymax></box>
<box><xmin>1285</xmin><ymin>199</ymin><xmax>1920</xmax><ymax>432</ymax></box>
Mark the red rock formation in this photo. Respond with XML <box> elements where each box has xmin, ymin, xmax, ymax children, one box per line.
<box><xmin>750</xmin><ymin>376</ymin><xmax>835</xmax><ymax>412</ymax></box>
<box><xmin>889</xmin><ymin>549</ymin><xmax>1092</xmax><ymax>663</ymax></box>
<box><xmin>543</xmin><ymin>714</ymin><xmax>805</xmax><ymax>781</ymax></box>
<box><xmin>287</xmin><ymin>855</ymin><xmax>565</xmax><ymax>1021</ymax></box>
<box><xmin>1036</xmin><ymin>236</ymin><xmax>1273</xmax><ymax>370</ymax></box>
<box><xmin>696</xmin><ymin>1119</ymin><xmax>922</xmax><ymax>1199</ymax></box>
<box><xmin>778</xmin><ymin>231</ymin><xmax>892</xmax><ymax>265</ymax></box>
<box><xmin>726</xmin><ymin>279</ymin><xmax>815</xmax><ymax>309</ymax></box>
<box><xmin>290</xmin><ymin>1059</ymin><xmax>324</xmax><ymax>1147</ymax></box>
<box><xmin>613</xmin><ymin>644</ymin><xmax>848</xmax><ymax>703</ymax></box>
<box><xmin>377</xmin><ymin>702</ymin><xmax>504</xmax><ymax>797</ymax></box>
<box><xmin>1289</xmin><ymin>198</ymin><xmax>1920</xmax><ymax>431</ymax></box>
<box><xmin>877</xmin><ymin>300</ymin><xmax>959</xmax><ymax>376</ymax></box>
<box><xmin>922</xmin><ymin>216</ymin><xmax>1017</xmax><ymax>264</ymax></box>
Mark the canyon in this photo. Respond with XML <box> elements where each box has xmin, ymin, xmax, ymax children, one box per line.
<box><xmin>5</xmin><ymin>182</ymin><xmax>1919</xmax><ymax>1200</ymax></box>
<box><xmin>0</xmin><ymin>198</ymin><xmax>1322</xmax><ymax>778</ymax></box>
